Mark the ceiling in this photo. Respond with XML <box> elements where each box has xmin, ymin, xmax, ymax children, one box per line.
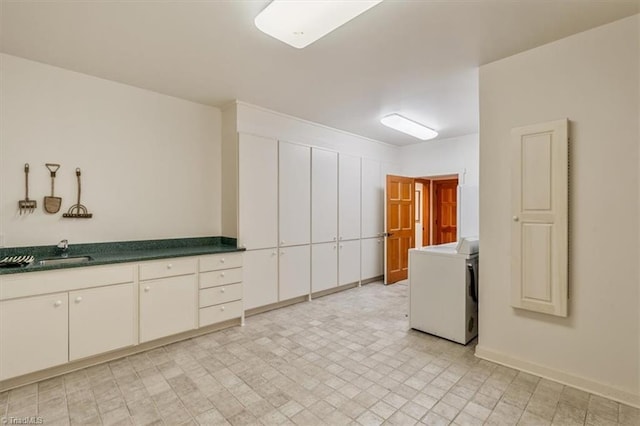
<box><xmin>1</xmin><ymin>0</ymin><xmax>638</xmax><ymax>146</ymax></box>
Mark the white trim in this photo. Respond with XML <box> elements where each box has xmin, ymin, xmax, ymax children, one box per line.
<box><xmin>475</xmin><ymin>345</ymin><xmax>640</xmax><ymax>408</ymax></box>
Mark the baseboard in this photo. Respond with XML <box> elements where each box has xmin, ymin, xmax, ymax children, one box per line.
<box><xmin>475</xmin><ymin>345</ymin><xmax>640</xmax><ymax>408</ymax></box>
<box><xmin>244</xmin><ymin>295</ymin><xmax>308</xmax><ymax>317</ymax></box>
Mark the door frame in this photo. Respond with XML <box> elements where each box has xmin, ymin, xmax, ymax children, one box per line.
<box><xmin>383</xmin><ymin>170</ymin><xmax>466</xmax><ymax>284</ymax></box>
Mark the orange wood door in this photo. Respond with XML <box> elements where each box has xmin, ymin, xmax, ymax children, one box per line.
<box><xmin>434</xmin><ymin>179</ymin><xmax>458</xmax><ymax>244</ymax></box>
<box><xmin>385</xmin><ymin>175</ymin><xmax>414</xmax><ymax>284</ymax></box>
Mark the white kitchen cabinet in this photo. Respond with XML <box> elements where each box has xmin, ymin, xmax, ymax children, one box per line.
<box><xmin>0</xmin><ymin>293</ymin><xmax>68</xmax><ymax>380</ymax></box>
<box><xmin>243</xmin><ymin>248</ymin><xmax>278</xmax><ymax>310</ymax></box>
<box><xmin>339</xmin><ymin>239</ymin><xmax>361</xmax><ymax>286</ymax></box>
<box><xmin>312</xmin><ymin>148</ymin><xmax>338</xmax><ymax>244</ymax></box>
<box><xmin>339</xmin><ymin>153</ymin><xmax>362</xmax><ymax>241</ymax></box>
<box><xmin>279</xmin><ymin>141</ymin><xmax>311</xmax><ymax>247</ymax></box>
<box><xmin>361</xmin><ymin>158</ymin><xmax>383</xmax><ymax>239</ymax></box>
<box><xmin>361</xmin><ymin>237</ymin><xmax>383</xmax><ymax>281</ymax></box>
<box><xmin>69</xmin><ymin>283</ymin><xmax>135</xmax><ymax>361</ymax></box>
<box><xmin>238</xmin><ymin>133</ymin><xmax>278</xmax><ymax>249</ymax></box>
<box><xmin>279</xmin><ymin>245</ymin><xmax>310</xmax><ymax>301</ymax></box>
<box><xmin>311</xmin><ymin>242</ymin><xmax>338</xmax><ymax>293</ymax></box>
<box><xmin>139</xmin><ymin>274</ymin><xmax>197</xmax><ymax>343</ymax></box>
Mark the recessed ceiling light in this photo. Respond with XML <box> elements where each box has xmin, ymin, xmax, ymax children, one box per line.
<box><xmin>254</xmin><ymin>0</ymin><xmax>383</xmax><ymax>49</ymax></box>
<box><xmin>380</xmin><ymin>114</ymin><xmax>438</xmax><ymax>140</ymax></box>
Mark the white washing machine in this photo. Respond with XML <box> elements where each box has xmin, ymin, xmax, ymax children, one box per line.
<box><xmin>409</xmin><ymin>238</ymin><xmax>479</xmax><ymax>344</ymax></box>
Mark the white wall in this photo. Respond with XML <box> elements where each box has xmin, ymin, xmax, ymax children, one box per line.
<box><xmin>0</xmin><ymin>54</ymin><xmax>222</xmax><ymax>247</ymax></box>
<box><xmin>477</xmin><ymin>15</ymin><xmax>639</xmax><ymax>407</ymax></box>
<box><xmin>400</xmin><ymin>133</ymin><xmax>479</xmax><ymax>185</ymax></box>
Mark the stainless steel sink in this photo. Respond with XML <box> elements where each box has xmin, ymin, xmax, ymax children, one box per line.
<box><xmin>36</xmin><ymin>256</ymin><xmax>93</xmax><ymax>266</ymax></box>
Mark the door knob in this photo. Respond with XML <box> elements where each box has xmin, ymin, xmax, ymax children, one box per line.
<box><xmin>513</xmin><ymin>216</ymin><xmax>519</xmax><ymax>222</ymax></box>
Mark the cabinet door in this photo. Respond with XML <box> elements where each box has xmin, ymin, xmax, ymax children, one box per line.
<box><xmin>279</xmin><ymin>141</ymin><xmax>311</xmax><ymax>246</ymax></box>
<box><xmin>311</xmin><ymin>242</ymin><xmax>338</xmax><ymax>293</ymax></box>
<box><xmin>361</xmin><ymin>237</ymin><xmax>383</xmax><ymax>281</ymax></box>
<box><xmin>243</xmin><ymin>248</ymin><xmax>278</xmax><ymax>310</ymax></box>
<box><xmin>139</xmin><ymin>275</ymin><xmax>197</xmax><ymax>343</ymax></box>
<box><xmin>0</xmin><ymin>293</ymin><xmax>68</xmax><ymax>380</ymax></box>
<box><xmin>279</xmin><ymin>245</ymin><xmax>311</xmax><ymax>301</ymax></box>
<box><xmin>311</xmin><ymin>148</ymin><xmax>338</xmax><ymax>243</ymax></box>
<box><xmin>69</xmin><ymin>283</ymin><xmax>135</xmax><ymax>361</ymax></box>
<box><xmin>339</xmin><ymin>239</ymin><xmax>361</xmax><ymax>286</ymax></box>
<box><xmin>339</xmin><ymin>153</ymin><xmax>362</xmax><ymax>241</ymax></box>
<box><xmin>361</xmin><ymin>158</ymin><xmax>383</xmax><ymax>239</ymax></box>
<box><xmin>239</xmin><ymin>133</ymin><xmax>278</xmax><ymax>249</ymax></box>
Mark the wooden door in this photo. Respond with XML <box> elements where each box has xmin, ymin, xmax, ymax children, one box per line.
<box><xmin>385</xmin><ymin>175</ymin><xmax>414</xmax><ymax>284</ymax></box>
<box><xmin>511</xmin><ymin>119</ymin><xmax>568</xmax><ymax>317</ymax></box>
<box><xmin>434</xmin><ymin>179</ymin><xmax>458</xmax><ymax>244</ymax></box>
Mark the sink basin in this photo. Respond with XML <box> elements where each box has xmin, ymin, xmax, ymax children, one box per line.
<box><xmin>36</xmin><ymin>256</ymin><xmax>93</xmax><ymax>266</ymax></box>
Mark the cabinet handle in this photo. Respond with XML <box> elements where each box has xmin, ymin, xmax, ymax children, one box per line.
<box><xmin>271</xmin><ymin>251</ymin><xmax>276</xmax><ymax>256</ymax></box>
<box><xmin>333</xmin><ymin>245</ymin><xmax>337</xmax><ymax>249</ymax></box>
<box><xmin>221</xmin><ymin>306</ymin><xmax>226</xmax><ymax>311</ymax></box>
<box><xmin>75</xmin><ymin>296</ymin><xmax>83</xmax><ymax>304</ymax></box>
<box><xmin>333</xmin><ymin>237</ymin><xmax>337</xmax><ymax>241</ymax></box>
<box><xmin>280</xmin><ymin>251</ymin><xmax>285</xmax><ymax>255</ymax></box>
<box><xmin>221</xmin><ymin>287</ymin><xmax>226</xmax><ymax>293</ymax></box>
<box><xmin>220</xmin><ymin>272</ymin><xmax>225</xmax><ymax>278</ymax></box>
<box><xmin>339</xmin><ymin>236</ymin><xmax>343</xmax><ymax>240</ymax></box>
<box><xmin>144</xmin><ymin>286</ymin><xmax>151</xmax><ymax>292</ymax></box>
<box><xmin>339</xmin><ymin>244</ymin><xmax>344</xmax><ymax>249</ymax></box>
<box><xmin>167</xmin><ymin>263</ymin><xmax>173</xmax><ymax>269</ymax></box>
<box><xmin>54</xmin><ymin>300</ymin><xmax>62</xmax><ymax>307</ymax></box>
<box><xmin>280</xmin><ymin>240</ymin><xmax>285</xmax><ymax>245</ymax></box>
<box><xmin>221</xmin><ymin>258</ymin><xmax>225</xmax><ymax>263</ymax></box>
<box><xmin>241</xmin><ymin>244</ymin><xmax>246</xmax><ymax>248</ymax></box>
<box><xmin>513</xmin><ymin>216</ymin><xmax>519</xmax><ymax>222</ymax></box>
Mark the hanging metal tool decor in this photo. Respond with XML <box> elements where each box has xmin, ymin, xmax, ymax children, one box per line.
<box><xmin>44</xmin><ymin>163</ymin><xmax>62</xmax><ymax>213</ymax></box>
<box><xmin>63</xmin><ymin>168</ymin><xmax>93</xmax><ymax>218</ymax></box>
<box><xmin>18</xmin><ymin>163</ymin><xmax>37</xmax><ymax>214</ymax></box>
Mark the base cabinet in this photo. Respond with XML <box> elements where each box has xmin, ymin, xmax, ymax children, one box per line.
<box><xmin>69</xmin><ymin>283</ymin><xmax>135</xmax><ymax>361</ymax></box>
<box><xmin>139</xmin><ymin>274</ymin><xmax>197</xmax><ymax>343</ymax></box>
<box><xmin>279</xmin><ymin>245</ymin><xmax>310</xmax><ymax>301</ymax></box>
<box><xmin>312</xmin><ymin>243</ymin><xmax>338</xmax><ymax>292</ymax></box>
<box><xmin>361</xmin><ymin>237</ymin><xmax>383</xmax><ymax>280</ymax></box>
<box><xmin>0</xmin><ymin>293</ymin><xmax>68</xmax><ymax>380</ymax></box>
<box><xmin>339</xmin><ymin>240</ymin><xmax>361</xmax><ymax>286</ymax></box>
<box><xmin>243</xmin><ymin>249</ymin><xmax>278</xmax><ymax>310</ymax></box>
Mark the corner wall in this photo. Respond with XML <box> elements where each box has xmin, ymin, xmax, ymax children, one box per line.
<box><xmin>478</xmin><ymin>15</ymin><xmax>639</xmax><ymax>406</ymax></box>
<box><xmin>0</xmin><ymin>54</ymin><xmax>222</xmax><ymax>247</ymax></box>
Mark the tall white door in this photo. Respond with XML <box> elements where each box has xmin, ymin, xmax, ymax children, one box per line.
<box><xmin>279</xmin><ymin>245</ymin><xmax>311</xmax><ymax>301</ymax></box>
<box><xmin>339</xmin><ymin>153</ymin><xmax>361</xmax><ymax>241</ymax></box>
<box><xmin>279</xmin><ymin>141</ymin><xmax>311</xmax><ymax>247</ymax></box>
<box><xmin>339</xmin><ymin>239</ymin><xmax>361</xmax><ymax>286</ymax></box>
<box><xmin>311</xmin><ymin>242</ymin><xmax>338</xmax><ymax>292</ymax></box>
<box><xmin>361</xmin><ymin>158</ymin><xmax>383</xmax><ymax>239</ymax></box>
<box><xmin>312</xmin><ymin>148</ymin><xmax>338</xmax><ymax>243</ymax></box>
<box><xmin>238</xmin><ymin>133</ymin><xmax>278</xmax><ymax>250</ymax></box>
<box><xmin>361</xmin><ymin>237</ymin><xmax>383</xmax><ymax>281</ymax></box>
<box><xmin>243</xmin><ymin>248</ymin><xmax>278</xmax><ymax>310</ymax></box>
<box><xmin>511</xmin><ymin>119</ymin><xmax>568</xmax><ymax>317</ymax></box>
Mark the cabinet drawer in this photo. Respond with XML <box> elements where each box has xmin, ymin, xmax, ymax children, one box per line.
<box><xmin>199</xmin><ymin>268</ymin><xmax>242</xmax><ymax>289</ymax></box>
<box><xmin>139</xmin><ymin>258</ymin><xmax>197</xmax><ymax>281</ymax></box>
<box><xmin>200</xmin><ymin>253</ymin><xmax>242</xmax><ymax>272</ymax></box>
<box><xmin>200</xmin><ymin>283</ymin><xmax>242</xmax><ymax>308</ymax></box>
<box><xmin>199</xmin><ymin>300</ymin><xmax>242</xmax><ymax>327</ymax></box>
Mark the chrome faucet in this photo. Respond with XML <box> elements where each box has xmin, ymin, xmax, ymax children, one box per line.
<box><xmin>57</xmin><ymin>239</ymin><xmax>69</xmax><ymax>256</ymax></box>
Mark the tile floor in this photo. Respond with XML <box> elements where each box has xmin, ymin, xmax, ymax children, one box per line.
<box><xmin>0</xmin><ymin>281</ymin><xmax>638</xmax><ymax>426</ymax></box>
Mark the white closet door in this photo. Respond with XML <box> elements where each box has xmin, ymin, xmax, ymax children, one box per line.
<box><xmin>511</xmin><ymin>119</ymin><xmax>568</xmax><ymax>317</ymax></box>
<box><xmin>243</xmin><ymin>248</ymin><xmax>278</xmax><ymax>310</ymax></box>
<box><xmin>312</xmin><ymin>148</ymin><xmax>338</xmax><ymax>243</ymax></box>
<box><xmin>339</xmin><ymin>239</ymin><xmax>361</xmax><ymax>286</ymax></box>
<box><xmin>361</xmin><ymin>237</ymin><xmax>383</xmax><ymax>281</ymax></box>
<box><xmin>361</xmin><ymin>158</ymin><xmax>383</xmax><ymax>239</ymax></box>
<box><xmin>279</xmin><ymin>141</ymin><xmax>311</xmax><ymax>247</ymax></box>
<box><xmin>311</xmin><ymin>242</ymin><xmax>338</xmax><ymax>293</ymax></box>
<box><xmin>279</xmin><ymin>245</ymin><xmax>311</xmax><ymax>301</ymax></box>
<box><xmin>238</xmin><ymin>134</ymin><xmax>278</xmax><ymax>250</ymax></box>
<box><xmin>339</xmin><ymin>153</ymin><xmax>361</xmax><ymax>241</ymax></box>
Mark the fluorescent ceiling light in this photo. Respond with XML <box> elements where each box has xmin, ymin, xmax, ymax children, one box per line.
<box><xmin>380</xmin><ymin>114</ymin><xmax>438</xmax><ymax>140</ymax></box>
<box><xmin>254</xmin><ymin>0</ymin><xmax>383</xmax><ymax>49</ymax></box>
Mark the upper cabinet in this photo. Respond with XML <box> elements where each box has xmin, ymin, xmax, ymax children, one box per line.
<box><xmin>279</xmin><ymin>141</ymin><xmax>311</xmax><ymax>247</ymax></box>
<box><xmin>361</xmin><ymin>158</ymin><xmax>383</xmax><ymax>239</ymax></box>
<box><xmin>339</xmin><ymin>153</ymin><xmax>361</xmax><ymax>241</ymax></box>
<box><xmin>238</xmin><ymin>133</ymin><xmax>278</xmax><ymax>250</ymax></box>
<box><xmin>311</xmin><ymin>148</ymin><xmax>338</xmax><ymax>244</ymax></box>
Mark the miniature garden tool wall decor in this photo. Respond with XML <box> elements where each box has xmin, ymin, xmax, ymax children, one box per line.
<box><xmin>63</xmin><ymin>167</ymin><xmax>93</xmax><ymax>218</ymax></box>
<box><xmin>18</xmin><ymin>163</ymin><xmax>37</xmax><ymax>214</ymax></box>
<box><xmin>44</xmin><ymin>163</ymin><xmax>62</xmax><ymax>213</ymax></box>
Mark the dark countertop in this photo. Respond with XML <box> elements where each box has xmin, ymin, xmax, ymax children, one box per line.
<box><xmin>0</xmin><ymin>237</ymin><xmax>243</xmax><ymax>276</ymax></box>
